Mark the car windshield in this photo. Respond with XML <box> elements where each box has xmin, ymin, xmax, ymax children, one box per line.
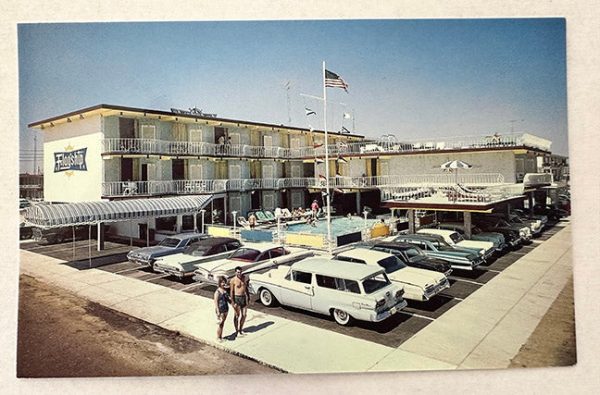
<box><xmin>403</xmin><ymin>246</ymin><xmax>425</xmax><ymax>261</ymax></box>
<box><xmin>449</xmin><ymin>232</ymin><xmax>464</xmax><ymax>243</ymax></box>
<box><xmin>377</xmin><ymin>256</ymin><xmax>406</xmax><ymax>273</ymax></box>
<box><xmin>230</xmin><ymin>248</ymin><xmax>261</xmax><ymax>262</ymax></box>
<box><xmin>158</xmin><ymin>238</ymin><xmax>181</xmax><ymax>248</ymax></box>
<box><xmin>184</xmin><ymin>244</ymin><xmax>212</xmax><ymax>256</ymax></box>
<box><xmin>362</xmin><ymin>272</ymin><xmax>391</xmax><ymax>294</ymax></box>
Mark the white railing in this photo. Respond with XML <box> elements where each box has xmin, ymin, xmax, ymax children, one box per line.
<box><xmin>102</xmin><ymin>132</ymin><xmax>551</xmax><ymax>160</ymax></box>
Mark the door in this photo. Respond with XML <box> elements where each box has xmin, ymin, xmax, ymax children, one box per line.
<box><xmin>141</xmin><ymin>164</ymin><xmax>148</xmax><ymax>182</ymax></box>
<box><xmin>119</xmin><ymin>118</ymin><xmax>135</xmax><ymax>138</ymax></box>
<box><xmin>279</xmin><ymin>270</ymin><xmax>313</xmax><ymax>309</ymax></box>
<box><xmin>172</xmin><ymin>159</ymin><xmax>185</xmax><ymax>180</ymax></box>
<box><xmin>121</xmin><ymin>158</ymin><xmax>133</xmax><ymax>181</ymax></box>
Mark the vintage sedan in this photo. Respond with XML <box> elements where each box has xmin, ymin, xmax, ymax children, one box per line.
<box><xmin>192</xmin><ymin>243</ymin><xmax>315</xmax><ymax>285</ymax></box>
<box><xmin>475</xmin><ymin>216</ymin><xmax>532</xmax><ymax>241</ymax></box>
<box><xmin>332</xmin><ymin>248</ymin><xmax>450</xmax><ymax>302</ymax></box>
<box><xmin>152</xmin><ymin>237</ymin><xmax>242</xmax><ymax>279</ymax></box>
<box><xmin>357</xmin><ymin>240</ymin><xmax>452</xmax><ymax>276</ymax></box>
<box><xmin>437</xmin><ymin>222</ymin><xmax>507</xmax><ymax>252</ymax></box>
<box><xmin>417</xmin><ymin>228</ymin><xmax>494</xmax><ymax>259</ymax></box>
<box><xmin>393</xmin><ymin>234</ymin><xmax>484</xmax><ymax>270</ymax></box>
<box><xmin>249</xmin><ymin>257</ymin><xmax>407</xmax><ymax>326</ymax></box>
<box><xmin>127</xmin><ymin>232</ymin><xmax>207</xmax><ymax>270</ymax></box>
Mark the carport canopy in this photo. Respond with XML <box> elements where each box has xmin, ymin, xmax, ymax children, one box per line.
<box><xmin>24</xmin><ymin>195</ymin><xmax>213</xmax><ymax>229</ymax></box>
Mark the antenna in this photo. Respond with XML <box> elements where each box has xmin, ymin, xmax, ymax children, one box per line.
<box><xmin>284</xmin><ymin>80</ymin><xmax>292</xmax><ymax>124</ymax></box>
<box><xmin>509</xmin><ymin>119</ymin><xmax>524</xmax><ymax>133</ymax></box>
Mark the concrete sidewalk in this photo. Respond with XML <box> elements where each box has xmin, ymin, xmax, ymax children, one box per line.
<box><xmin>19</xmin><ymin>224</ymin><xmax>572</xmax><ymax>373</ymax></box>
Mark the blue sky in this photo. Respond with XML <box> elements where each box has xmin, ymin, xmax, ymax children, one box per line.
<box><xmin>18</xmin><ymin>19</ymin><xmax>567</xmax><ymax>172</ymax></box>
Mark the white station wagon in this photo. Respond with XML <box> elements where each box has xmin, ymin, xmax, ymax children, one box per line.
<box><xmin>417</xmin><ymin>228</ymin><xmax>494</xmax><ymax>259</ymax></box>
<box><xmin>332</xmin><ymin>248</ymin><xmax>450</xmax><ymax>302</ymax></box>
<box><xmin>249</xmin><ymin>257</ymin><xmax>407</xmax><ymax>326</ymax></box>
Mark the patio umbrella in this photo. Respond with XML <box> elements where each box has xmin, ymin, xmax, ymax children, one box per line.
<box><xmin>440</xmin><ymin>160</ymin><xmax>472</xmax><ymax>184</ymax></box>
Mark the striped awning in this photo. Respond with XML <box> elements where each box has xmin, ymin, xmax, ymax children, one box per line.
<box><xmin>23</xmin><ymin>195</ymin><xmax>213</xmax><ymax>228</ymax></box>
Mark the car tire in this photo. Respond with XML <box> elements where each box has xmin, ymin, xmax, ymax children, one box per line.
<box><xmin>332</xmin><ymin>308</ymin><xmax>352</xmax><ymax>326</ymax></box>
<box><xmin>259</xmin><ymin>288</ymin><xmax>278</xmax><ymax>307</ymax></box>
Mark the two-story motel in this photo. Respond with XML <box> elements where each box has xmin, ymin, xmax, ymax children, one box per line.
<box><xmin>26</xmin><ymin>104</ymin><xmax>559</xmax><ymax>243</ymax></box>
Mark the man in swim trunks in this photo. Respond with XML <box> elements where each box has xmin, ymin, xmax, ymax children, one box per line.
<box><xmin>230</xmin><ymin>266</ymin><xmax>250</xmax><ymax>336</ymax></box>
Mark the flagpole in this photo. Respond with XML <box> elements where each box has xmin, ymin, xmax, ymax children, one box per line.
<box><xmin>323</xmin><ymin>61</ymin><xmax>333</xmax><ymax>254</ymax></box>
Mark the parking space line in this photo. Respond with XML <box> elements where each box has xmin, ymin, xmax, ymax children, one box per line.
<box><xmin>485</xmin><ymin>269</ymin><xmax>501</xmax><ymax>274</ymax></box>
<box><xmin>179</xmin><ymin>282</ymin><xmax>208</xmax><ymax>292</ymax></box>
<box><xmin>400</xmin><ymin>311</ymin><xmax>435</xmax><ymax>321</ymax></box>
<box><xmin>114</xmin><ymin>267</ymin><xmax>144</xmax><ymax>275</ymax></box>
<box><xmin>143</xmin><ymin>274</ymin><xmax>172</xmax><ymax>281</ymax></box>
<box><xmin>449</xmin><ymin>277</ymin><xmax>485</xmax><ymax>286</ymax></box>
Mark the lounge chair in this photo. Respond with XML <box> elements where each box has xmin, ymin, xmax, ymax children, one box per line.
<box><xmin>237</xmin><ymin>216</ymin><xmax>251</xmax><ymax>230</ymax></box>
<box><xmin>263</xmin><ymin>210</ymin><xmax>277</xmax><ymax>221</ymax></box>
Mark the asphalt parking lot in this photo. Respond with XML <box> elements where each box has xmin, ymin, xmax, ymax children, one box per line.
<box><xmin>20</xmin><ymin>220</ymin><xmax>568</xmax><ymax>349</ymax></box>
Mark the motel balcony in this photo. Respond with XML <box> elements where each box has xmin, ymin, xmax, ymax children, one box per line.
<box><xmin>101</xmin><ymin>172</ymin><xmax>508</xmax><ymax>199</ymax></box>
<box><xmin>101</xmin><ymin>133</ymin><xmax>552</xmax><ymax>161</ymax></box>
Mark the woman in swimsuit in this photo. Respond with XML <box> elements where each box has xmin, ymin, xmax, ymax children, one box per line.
<box><xmin>213</xmin><ymin>276</ymin><xmax>231</xmax><ymax>342</ymax></box>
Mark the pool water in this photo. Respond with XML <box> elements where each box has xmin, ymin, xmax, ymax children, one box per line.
<box><xmin>286</xmin><ymin>216</ymin><xmax>380</xmax><ymax>236</ymax></box>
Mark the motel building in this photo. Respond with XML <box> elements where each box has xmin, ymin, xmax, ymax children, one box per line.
<box><xmin>24</xmin><ymin>104</ymin><xmax>562</xmax><ymax>249</ymax></box>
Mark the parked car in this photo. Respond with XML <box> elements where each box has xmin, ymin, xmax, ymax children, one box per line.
<box><xmin>487</xmin><ymin>213</ymin><xmax>542</xmax><ymax>235</ymax></box>
<box><xmin>393</xmin><ymin>234</ymin><xmax>484</xmax><ymax>270</ymax></box>
<box><xmin>417</xmin><ymin>228</ymin><xmax>494</xmax><ymax>259</ymax></box>
<box><xmin>127</xmin><ymin>232</ymin><xmax>207</xmax><ymax>270</ymax></box>
<box><xmin>153</xmin><ymin>237</ymin><xmax>243</xmax><ymax>279</ymax></box>
<box><xmin>19</xmin><ymin>198</ymin><xmax>31</xmax><ymax>209</ymax></box>
<box><xmin>249</xmin><ymin>257</ymin><xmax>407</xmax><ymax>326</ymax></box>
<box><xmin>332</xmin><ymin>248</ymin><xmax>450</xmax><ymax>301</ymax></box>
<box><xmin>511</xmin><ymin>209</ymin><xmax>548</xmax><ymax>227</ymax></box>
<box><xmin>193</xmin><ymin>243</ymin><xmax>315</xmax><ymax>285</ymax></box>
<box><xmin>32</xmin><ymin>225</ymin><xmax>90</xmax><ymax>245</ymax></box>
<box><xmin>474</xmin><ymin>216</ymin><xmax>531</xmax><ymax>242</ymax></box>
<box><xmin>436</xmin><ymin>222</ymin><xmax>507</xmax><ymax>252</ymax></box>
<box><xmin>20</xmin><ymin>222</ymin><xmax>33</xmax><ymax>240</ymax></box>
<box><xmin>357</xmin><ymin>240</ymin><xmax>452</xmax><ymax>276</ymax></box>
<box><xmin>532</xmin><ymin>204</ymin><xmax>567</xmax><ymax>221</ymax></box>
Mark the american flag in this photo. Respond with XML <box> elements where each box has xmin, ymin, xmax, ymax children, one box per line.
<box><xmin>325</xmin><ymin>69</ymin><xmax>349</xmax><ymax>92</ymax></box>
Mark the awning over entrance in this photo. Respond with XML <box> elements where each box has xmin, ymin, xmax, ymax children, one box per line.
<box><xmin>24</xmin><ymin>195</ymin><xmax>213</xmax><ymax>228</ymax></box>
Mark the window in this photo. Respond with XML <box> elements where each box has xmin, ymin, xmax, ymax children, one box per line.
<box><xmin>189</xmin><ymin>164</ymin><xmax>203</xmax><ymax>180</ymax></box>
<box><xmin>263</xmin><ymin>135</ymin><xmax>273</xmax><ymax>147</ymax></box>
<box><xmin>189</xmin><ymin>128</ymin><xmax>203</xmax><ymax>142</ymax></box>
<box><xmin>211</xmin><ymin>244</ymin><xmax>227</xmax><ymax>255</ymax></box>
<box><xmin>141</xmin><ymin>124</ymin><xmax>156</xmax><ymax>139</ymax></box>
<box><xmin>156</xmin><ymin>216</ymin><xmax>177</xmax><ymax>232</ymax></box>
<box><xmin>263</xmin><ymin>193</ymin><xmax>274</xmax><ymax>210</ymax></box>
<box><xmin>335</xmin><ymin>255</ymin><xmax>366</xmax><ymax>264</ymax></box>
<box><xmin>229</xmin><ymin>132</ymin><xmax>241</xmax><ymax>145</ymax></box>
<box><xmin>403</xmin><ymin>246</ymin><xmax>423</xmax><ymax>258</ymax></box>
<box><xmin>316</xmin><ymin>275</ymin><xmax>337</xmax><ymax>289</ymax></box>
<box><xmin>229</xmin><ymin>164</ymin><xmax>241</xmax><ymax>179</ymax></box>
<box><xmin>268</xmin><ymin>247</ymin><xmax>285</xmax><ymax>259</ymax></box>
<box><xmin>226</xmin><ymin>241</ymin><xmax>242</xmax><ymax>251</ymax></box>
<box><xmin>158</xmin><ymin>237</ymin><xmax>180</xmax><ymax>247</ymax></box>
<box><xmin>315</xmin><ymin>275</ymin><xmax>360</xmax><ymax>293</ymax></box>
<box><xmin>362</xmin><ymin>273</ymin><xmax>391</xmax><ymax>294</ymax></box>
<box><xmin>292</xmin><ymin>270</ymin><xmax>312</xmax><ymax>284</ymax></box>
<box><xmin>230</xmin><ymin>196</ymin><xmax>241</xmax><ymax>213</ymax></box>
<box><xmin>290</xmin><ymin>137</ymin><xmax>300</xmax><ymax>149</ymax></box>
<box><xmin>291</xmin><ymin>165</ymin><xmax>301</xmax><ymax>178</ymax></box>
<box><xmin>230</xmin><ymin>248</ymin><xmax>261</xmax><ymax>262</ymax></box>
<box><xmin>181</xmin><ymin>215</ymin><xmax>195</xmax><ymax>231</ymax></box>
<box><xmin>377</xmin><ymin>256</ymin><xmax>406</xmax><ymax>273</ymax></box>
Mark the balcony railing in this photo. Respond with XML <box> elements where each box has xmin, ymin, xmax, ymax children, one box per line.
<box><xmin>102</xmin><ymin>173</ymin><xmax>518</xmax><ymax>201</ymax></box>
<box><xmin>102</xmin><ymin>132</ymin><xmax>551</xmax><ymax>160</ymax></box>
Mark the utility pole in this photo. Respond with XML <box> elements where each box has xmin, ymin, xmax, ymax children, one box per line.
<box><xmin>33</xmin><ymin>133</ymin><xmax>37</xmax><ymax>174</ymax></box>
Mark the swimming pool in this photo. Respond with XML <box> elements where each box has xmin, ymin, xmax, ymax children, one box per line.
<box><xmin>286</xmin><ymin>216</ymin><xmax>380</xmax><ymax>236</ymax></box>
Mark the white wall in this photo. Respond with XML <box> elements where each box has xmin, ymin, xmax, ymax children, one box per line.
<box><xmin>43</xmin><ymin>116</ymin><xmax>103</xmax><ymax>202</ymax></box>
